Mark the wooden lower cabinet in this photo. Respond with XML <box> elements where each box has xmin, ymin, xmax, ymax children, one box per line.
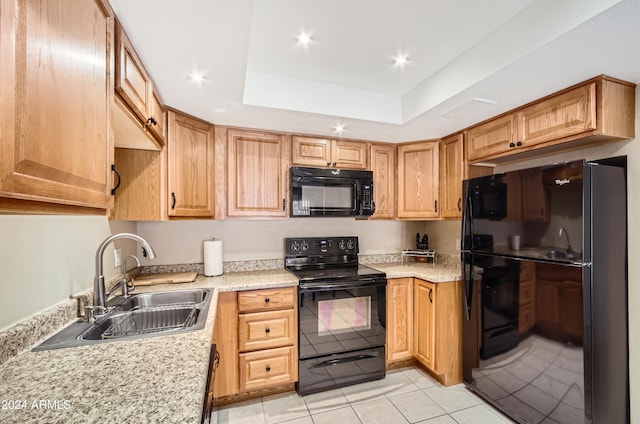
<box><xmin>535</xmin><ymin>264</ymin><xmax>583</xmax><ymax>345</ymax></box>
<box><xmin>386</xmin><ymin>278</ymin><xmax>414</xmax><ymax>365</ymax></box>
<box><xmin>413</xmin><ymin>279</ymin><xmax>462</xmax><ymax>386</ymax></box>
<box><xmin>239</xmin><ymin>346</ymin><xmax>297</xmax><ymax>391</ymax></box>
<box><xmin>518</xmin><ymin>261</ymin><xmax>536</xmax><ymax>335</ymax></box>
<box><xmin>213</xmin><ymin>287</ymin><xmax>298</xmax><ymax>404</ymax></box>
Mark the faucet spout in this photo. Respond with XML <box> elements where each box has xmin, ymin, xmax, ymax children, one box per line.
<box><xmin>93</xmin><ymin>233</ymin><xmax>156</xmax><ymax>316</ymax></box>
<box><xmin>558</xmin><ymin>227</ymin><xmax>573</xmax><ymax>254</ymax></box>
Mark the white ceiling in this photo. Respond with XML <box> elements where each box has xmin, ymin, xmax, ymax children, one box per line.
<box><xmin>109</xmin><ymin>0</ymin><xmax>640</xmax><ymax>142</ymax></box>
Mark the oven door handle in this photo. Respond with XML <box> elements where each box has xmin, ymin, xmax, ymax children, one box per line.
<box><xmin>310</xmin><ymin>353</ymin><xmax>380</xmax><ymax>369</ymax></box>
<box><xmin>299</xmin><ymin>279</ymin><xmax>386</xmax><ymax>292</ymax></box>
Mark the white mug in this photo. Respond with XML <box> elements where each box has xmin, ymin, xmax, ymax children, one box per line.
<box><xmin>510</xmin><ymin>235</ymin><xmax>521</xmax><ymax>250</ymax></box>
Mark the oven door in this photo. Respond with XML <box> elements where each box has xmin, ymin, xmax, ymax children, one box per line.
<box><xmin>298</xmin><ymin>279</ymin><xmax>386</xmax><ymax>360</ymax></box>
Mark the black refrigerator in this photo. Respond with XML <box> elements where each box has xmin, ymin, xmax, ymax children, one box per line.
<box><xmin>461</xmin><ymin>159</ymin><xmax>628</xmax><ymax>424</ymax></box>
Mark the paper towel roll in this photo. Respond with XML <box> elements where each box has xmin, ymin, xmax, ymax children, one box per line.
<box><xmin>204</xmin><ymin>239</ymin><xmax>223</xmax><ymax>276</ymax></box>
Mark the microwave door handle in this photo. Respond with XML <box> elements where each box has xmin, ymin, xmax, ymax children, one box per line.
<box><xmin>467</xmin><ymin>196</ymin><xmax>475</xmax><ymax>250</ymax></box>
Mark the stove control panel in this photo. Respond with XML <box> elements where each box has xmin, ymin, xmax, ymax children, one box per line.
<box><xmin>285</xmin><ymin>236</ymin><xmax>359</xmax><ymax>256</ymax></box>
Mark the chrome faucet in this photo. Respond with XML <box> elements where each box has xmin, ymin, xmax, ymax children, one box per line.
<box><xmin>93</xmin><ymin>233</ymin><xmax>156</xmax><ymax>318</ymax></box>
<box><xmin>558</xmin><ymin>227</ymin><xmax>574</xmax><ymax>256</ymax></box>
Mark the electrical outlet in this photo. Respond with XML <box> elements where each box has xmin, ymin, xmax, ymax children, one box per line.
<box><xmin>456</xmin><ymin>239</ymin><xmax>461</xmax><ymax>250</ymax></box>
<box><xmin>114</xmin><ymin>248</ymin><xmax>122</xmax><ymax>269</ymax></box>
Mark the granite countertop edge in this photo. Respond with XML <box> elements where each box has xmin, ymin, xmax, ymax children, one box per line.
<box><xmin>0</xmin><ymin>263</ymin><xmax>459</xmax><ymax>424</ymax></box>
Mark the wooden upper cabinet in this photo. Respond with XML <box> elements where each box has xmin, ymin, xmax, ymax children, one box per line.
<box><xmin>466</xmin><ymin>76</ymin><xmax>635</xmax><ymax>163</ymax></box>
<box><xmin>518</xmin><ymin>83</ymin><xmax>596</xmax><ymax>148</ymax></box>
<box><xmin>291</xmin><ymin>136</ymin><xmax>367</xmax><ymax>169</ymax></box>
<box><xmin>0</xmin><ymin>0</ymin><xmax>114</xmax><ymax>213</ymax></box>
<box><xmin>167</xmin><ymin>111</ymin><xmax>214</xmax><ymax>217</ymax></box>
<box><xmin>370</xmin><ymin>144</ymin><xmax>395</xmax><ymax>219</ymax></box>
<box><xmin>227</xmin><ymin>129</ymin><xmax>290</xmax><ymax>217</ymax></box>
<box><xmin>466</xmin><ymin>114</ymin><xmax>517</xmax><ymax>162</ymax></box>
<box><xmin>440</xmin><ymin>133</ymin><xmax>464</xmax><ymax>219</ymax></box>
<box><xmin>114</xmin><ymin>20</ymin><xmax>164</xmax><ymax>148</ymax></box>
<box><xmin>397</xmin><ymin>141</ymin><xmax>439</xmax><ymax>219</ymax></box>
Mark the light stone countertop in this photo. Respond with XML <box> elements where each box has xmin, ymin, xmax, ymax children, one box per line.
<box><xmin>0</xmin><ymin>269</ymin><xmax>297</xmax><ymax>424</ymax></box>
<box><xmin>369</xmin><ymin>262</ymin><xmax>462</xmax><ymax>282</ymax></box>
<box><xmin>0</xmin><ymin>264</ymin><xmax>458</xmax><ymax>424</ymax></box>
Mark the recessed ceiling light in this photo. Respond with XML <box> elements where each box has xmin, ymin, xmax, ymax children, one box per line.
<box><xmin>295</xmin><ymin>31</ymin><xmax>313</xmax><ymax>47</ymax></box>
<box><xmin>392</xmin><ymin>53</ymin><xmax>410</xmax><ymax>68</ymax></box>
<box><xmin>333</xmin><ymin>123</ymin><xmax>346</xmax><ymax>134</ymax></box>
<box><xmin>188</xmin><ymin>71</ymin><xmax>207</xmax><ymax>85</ymax></box>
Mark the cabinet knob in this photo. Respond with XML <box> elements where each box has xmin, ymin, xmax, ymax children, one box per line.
<box><xmin>327</xmin><ymin>162</ymin><xmax>331</xmax><ymax>166</ymax></box>
<box><xmin>265</xmin><ymin>327</ymin><xmax>271</xmax><ymax>334</ymax></box>
<box><xmin>266</xmin><ymin>365</ymin><xmax>271</xmax><ymax>372</ymax></box>
<box><xmin>265</xmin><ymin>297</ymin><xmax>270</xmax><ymax>303</ymax></box>
<box><xmin>147</xmin><ymin>116</ymin><xmax>158</xmax><ymax>126</ymax></box>
<box><xmin>516</xmin><ymin>141</ymin><xmax>523</xmax><ymax>147</ymax></box>
<box><xmin>509</xmin><ymin>142</ymin><xmax>516</xmax><ymax>148</ymax></box>
<box><xmin>332</xmin><ymin>162</ymin><xmax>337</xmax><ymax>166</ymax></box>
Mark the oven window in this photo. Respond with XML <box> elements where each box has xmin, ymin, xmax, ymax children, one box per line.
<box><xmin>317</xmin><ymin>296</ymin><xmax>371</xmax><ymax>335</ymax></box>
<box><xmin>302</xmin><ymin>185</ymin><xmax>354</xmax><ymax>209</ymax></box>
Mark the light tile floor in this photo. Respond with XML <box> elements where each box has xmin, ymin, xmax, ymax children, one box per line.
<box><xmin>212</xmin><ymin>367</ymin><xmax>514</xmax><ymax>424</ymax></box>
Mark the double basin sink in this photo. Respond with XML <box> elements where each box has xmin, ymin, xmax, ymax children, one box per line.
<box><xmin>34</xmin><ymin>288</ymin><xmax>212</xmax><ymax>351</ymax></box>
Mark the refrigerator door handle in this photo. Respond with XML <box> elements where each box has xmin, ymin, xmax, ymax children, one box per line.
<box><xmin>463</xmin><ymin>254</ymin><xmax>474</xmax><ymax>321</ymax></box>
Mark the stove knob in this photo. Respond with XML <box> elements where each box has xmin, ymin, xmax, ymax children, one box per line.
<box><xmin>291</xmin><ymin>241</ymin><xmax>300</xmax><ymax>252</ymax></box>
<box><xmin>347</xmin><ymin>239</ymin><xmax>355</xmax><ymax>250</ymax></box>
<box><xmin>339</xmin><ymin>239</ymin><xmax>347</xmax><ymax>250</ymax></box>
<box><xmin>300</xmin><ymin>241</ymin><xmax>309</xmax><ymax>251</ymax></box>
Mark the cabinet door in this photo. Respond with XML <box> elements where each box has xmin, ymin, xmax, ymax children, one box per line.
<box><xmin>386</xmin><ymin>278</ymin><xmax>413</xmax><ymax>363</ymax></box>
<box><xmin>521</xmin><ymin>169</ymin><xmax>548</xmax><ymax>221</ymax></box>
<box><xmin>228</xmin><ymin>130</ymin><xmax>290</xmax><ymax>217</ymax></box>
<box><xmin>0</xmin><ymin>0</ymin><xmax>114</xmax><ymax>211</ymax></box>
<box><xmin>332</xmin><ymin>140</ymin><xmax>368</xmax><ymax>169</ymax></box>
<box><xmin>535</xmin><ymin>279</ymin><xmax>561</xmax><ymax>328</ymax></box>
<box><xmin>147</xmin><ymin>88</ymin><xmax>166</xmax><ymax>145</ymax></box>
<box><xmin>397</xmin><ymin>141</ymin><xmax>439</xmax><ymax>219</ymax></box>
<box><xmin>466</xmin><ymin>114</ymin><xmax>516</xmax><ymax>162</ymax></box>
<box><xmin>291</xmin><ymin>136</ymin><xmax>331</xmax><ymax>167</ymax></box>
<box><xmin>370</xmin><ymin>144</ymin><xmax>395</xmax><ymax>219</ymax></box>
<box><xmin>212</xmin><ymin>291</ymin><xmax>239</xmax><ymax>398</ymax></box>
<box><xmin>111</xmin><ymin>148</ymin><xmax>165</xmax><ymax>221</ymax></box>
<box><xmin>518</xmin><ymin>83</ymin><xmax>596</xmax><ymax>148</ymax></box>
<box><xmin>167</xmin><ymin>111</ymin><xmax>214</xmax><ymax>217</ymax></box>
<box><xmin>440</xmin><ymin>133</ymin><xmax>464</xmax><ymax>219</ymax></box>
<box><xmin>115</xmin><ymin>21</ymin><xmax>151</xmax><ymax>123</ymax></box>
<box><xmin>414</xmin><ymin>280</ymin><xmax>436</xmax><ymax>369</ymax></box>
<box><xmin>561</xmin><ymin>280</ymin><xmax>583</xmax><ymax>343</ymax></box>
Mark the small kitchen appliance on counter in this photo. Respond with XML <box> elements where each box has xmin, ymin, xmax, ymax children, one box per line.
<box><xmin>285</xmin><ymin>236</ymin><xmax>387</xmax><ymax>395</ymax></box>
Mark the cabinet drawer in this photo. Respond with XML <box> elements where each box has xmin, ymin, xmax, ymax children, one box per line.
<box><xmin>520</xmin><ymin>280</ymin><xmax>534</xmax><ymax>303</ymax></box>
<box><xmin>520</xmin><ymin>261</ymin><xmax>535</xmax><ymax>281</ymax></box>
<box><xmin>238</xmin><ymin>287</ymin><xmax>296</xmax><ymax>313</ymax></box>
<box><xmin>239</xmin><ymin>346</ymin><xmax>297</xmax><ymax>391</ymax></box>
<box><xmin>238</xmin><ymin>309</ymin><xmax>296</xmax><ymax>352</ymax></box>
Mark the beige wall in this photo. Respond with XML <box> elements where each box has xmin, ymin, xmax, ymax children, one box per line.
<box><xmin>0</xmin><ymin>217</ymin><xmax>136</xmax><ymax>331</ymax></box>
<box><xmin>136</xmin><ymin>219</ymin><xmax>424</xmax><ymax>265</ymax></box>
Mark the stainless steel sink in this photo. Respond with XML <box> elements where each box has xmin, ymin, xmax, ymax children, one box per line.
<box><xmin>539</xmin><ymin>249</ymin><xmax>580</xmax><ymax>261</ymax></box>
<box><xmin>33</xmin><ymin>288</ymin><xmax>211</xmax><ymax>350</ymax></box>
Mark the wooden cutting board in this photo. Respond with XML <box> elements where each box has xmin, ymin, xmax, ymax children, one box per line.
<box><xmin>134</xmin><ymin>272</ymin><xmax>198</xmax><ymax>286</ymax></box>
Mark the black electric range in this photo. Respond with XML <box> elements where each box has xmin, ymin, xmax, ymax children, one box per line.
<box><xmin>285</xmin><ymin>236</ymin><xmax>387</xmax><ymax>395</ymax></box>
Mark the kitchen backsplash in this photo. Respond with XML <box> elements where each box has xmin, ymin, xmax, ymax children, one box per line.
<box><xmin>140</xmin><ymin>252</ymin><xmax>460</xmax><ymax>274</ymax></box>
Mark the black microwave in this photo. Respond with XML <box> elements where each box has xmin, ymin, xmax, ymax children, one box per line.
<box><xmin>464</xmin><ymin>175</ymin><xmax>507</xmax><ymax>220</ymax></box>
<box><xmin>291</xmin><ymin>166</ymin><xmax>375</xmax><ymax>217</ymax></box>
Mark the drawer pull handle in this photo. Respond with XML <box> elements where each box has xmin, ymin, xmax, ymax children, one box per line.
<box><xmin>266</xmin><ymin>365</ymin><xmax>271</xmax><ymax>372</ymax></box>
<box><xmin>265</xmin><ymin>327</ymin><xmax>271</xmax><ymax>334</ymax></box>
<box><xmin>265</xmin><ymin>297</ymin><xmax>270</xmax><ymax>303</ymax></box>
